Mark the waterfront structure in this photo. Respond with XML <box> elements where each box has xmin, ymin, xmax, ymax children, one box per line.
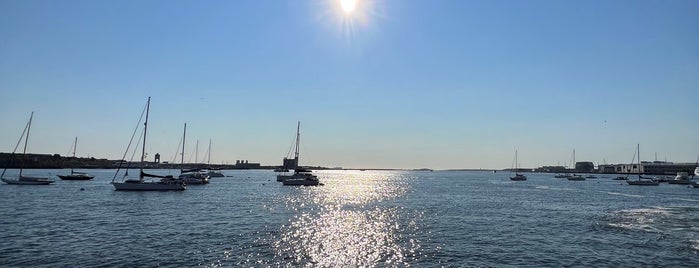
<box><xmin>575</xmin><ymin>162</ymin><xmax>595</xmax><ymax>173</ymax></box>
<box><xmin>598</xmin><ymin>162</ymin><xmax>696</xmax><ymax>175</ymax></box>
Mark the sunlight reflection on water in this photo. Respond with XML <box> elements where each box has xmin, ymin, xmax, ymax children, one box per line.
<box><xmin>273</xmin><ymin>171</ymin><xmax>421</xmax><ymax>266</ymax></box>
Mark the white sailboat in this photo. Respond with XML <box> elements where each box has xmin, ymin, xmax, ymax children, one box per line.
<box><xmin>1</xmin><ymin>112</ymin><xmax>55</xmax><ymax>185</ymax></box>
<box><xmin>277</xmin><ymin>122</ymin><xmax>321</xmax><ymax>186</ymax></box>
<box><xmin>58</xmin><ymin>137</ymin><xmax>95</xmax><ymax>180</ymax></box>
<box><xmin>509</xmin><ymin>150</ymin><xmax>527</xmax><ymax>181</ymax></box>
<box><xmin>111</xmin><ymin>97</ymin><xmax>186</xmax><ymax>191</ymax></box>
<box><xmin>626</xmin><ymin>144</ymin><xmax>659</xmax><ymax>186</ymax></box>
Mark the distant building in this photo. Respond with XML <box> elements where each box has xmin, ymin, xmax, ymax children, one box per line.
<box><xmin>575</xmin><ymin>162</ymin><xmax>594</xmax><ymax>173</ymax></box>
<box><xmin>535</xmin><ymin>166</ymin><xmax>567</xmax><ymax>173</ymax></box>
<box><xmin>234</xmin><ymin>160</ymin><xmax>261</xmax><ymax>169</ymax></box>
<box><xmin>597</xmin><ymin>162</ymin><xmax>696</xmax><ymax>175</ymax></box>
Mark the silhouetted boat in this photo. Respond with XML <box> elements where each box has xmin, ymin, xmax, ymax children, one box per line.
<box><xmin>626</xmin><ymin>144</ymin><xmax>659</xmax><ymax>186</ymax></box>
<box><xmin>277</xmin><ymin>122</ymin><xmax>321</xmax><ymax>186</ymax></box>
<box><xmin>111</xmin><ymin>97</ymin><xmax>186</xmax><ymax>191</ymax></box>
<box><xmin>510</xmin><ymin>150</ymin><xmax>526</xmax><ymax>181</ymax></box>
<box><xmin>281</xmin><ymin>168</ymin><xmax>322</xmax><ymax>186</ymax></box>
<box><xmin>1</xmin><ymin>112</ymin><xmax>54</xmax><ymax>185</ymax></box>
<box><xmin>568</xmin><ymin>174</ymin><xmax>585</xmax><ymax>181</ymax></box>
<box><xmin>58</xmin><ymin>137</ymin><xmax>95</xmax><ymax>180</ymax></box>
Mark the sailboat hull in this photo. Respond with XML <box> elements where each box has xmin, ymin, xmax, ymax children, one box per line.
<box><xmin>282</xmin><ymin>178</ymin><xmax>322</xmax><ymax>186</ymax></box>
<box><xmin>58</xmin><ymin>174</ymin><xmax>95</xmax><ymax>180</ymax></box>
<box><xmin>510</xmin><ymin>175</ymin><xmax>527</xmax><ymax>181</ymax></box>
<box><xmin>2</xmin><ymin>177</ymin><xmax>54</xmax><ymax>185</ymax></box>
<box><xmin>112</xmin><ymin>181</ymin><xmax>186</xmax><ymax>191</ymax></box>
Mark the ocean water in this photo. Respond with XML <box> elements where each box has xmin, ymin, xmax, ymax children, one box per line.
<box><xmin>1</xmin><ymin>169</ymin><xmax>698</xmax><ymax>267</ymax></box>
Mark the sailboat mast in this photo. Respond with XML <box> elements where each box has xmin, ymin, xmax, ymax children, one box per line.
<box><xmin>195</xmin><ymin>140</ymin><xmax>199</xmax><ymax>164</ymax></box>
<box><xmin>19</xmin><ymin>112</ymin><xmax>34</xmax><ymax>177</ymax></box>
<box><xmin>515</xmin><ymin>150</ymin><xmax>518</xmax><ymax>175</ymax></box>
<box><xmin>208</xmin><ymin>139</ymin><xmax>212</xmax><ymax>165</ymax></box>
<box><xmin>72</xmin><ymin>136</ymin><xmax>78</xmax><ymax>173</ymax></box>
<box><xmin>140</xmin><ymin>97</ymin><xmax>150</xmax><ymax>180</ymax></box>
<box><xmin>181</xmin><ymin>123</ymin><xmax>187</xmax><ymax>169</ymax></box>
<box><xmin>637</xmin><ymin>144</ymin><xmax>641</xmax><ymax>179</ymax></box>
<box><xmin>295</xmin><ymin>121</ymin><xmax>300</xmax><ymax>165</ymax></box>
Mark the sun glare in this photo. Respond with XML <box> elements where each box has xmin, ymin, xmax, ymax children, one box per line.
<box><xmin>340</xmin><ymin>0</ymin><xmax>357</xmax><ymax>14</ymax></box>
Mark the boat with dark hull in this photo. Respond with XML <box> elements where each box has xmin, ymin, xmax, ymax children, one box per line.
<box><xmin>58</xmin><ymin>172</ymin><xmax>95</xmax><ymax>181</ymax></box>
<box><xmin>173</xmin><ymin>124</ymin><xmax>210</xmax><ymax>185</ymax></box>
<box><xmin>281</xmin><ymin>168</ymin><xmax>322</xmax><ymax>186</ymax></box>
<box><xmin>1</xmin><ymin>112</ymin><xmax>54</xmax><ymax>185</ymax></box>
<box><xmin>58</xmin><ymin>137</ymin><xmax>95</xmax><ymax>180</ymax></box>
<box><xmin>111</xmin><ymin>97</ymin><xmax>186</xmax><ymax>191</ymax></box>
<box><xmin>509</xmin><ymin>150</ymin><xmax>527</xmax><ymax>181</ymax></box>
<box><xmin>276</xmin><ymin>122</ymin><xmax>322</xmax><ymax>186</ymax></box>
<box><xmin>626</xmin><ymin>144</ymin><xmax>659</xmax><ymax>186</ymax></box>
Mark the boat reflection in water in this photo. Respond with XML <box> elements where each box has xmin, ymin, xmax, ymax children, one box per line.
<box><xmin>272</xmin><ymin>170</ymin><xmax>420</xmax><ymax>266</ymax></box>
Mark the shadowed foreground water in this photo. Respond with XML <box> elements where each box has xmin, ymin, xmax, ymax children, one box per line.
<box><xmin>1</xmin><ymin>169</ymin><xmax>698</xmax><ymax>267</ymax></box>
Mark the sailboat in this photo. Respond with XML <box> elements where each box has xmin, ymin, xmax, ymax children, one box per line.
<box><xmin>567</xmin><ymin>149</ymin><xmax>585</xmax><ymax>181</ymax></box>
<box><xmin>111</xmin><ymin>97</ymin><xmax>186</xmax><ymax>191</ymax></box>
<box><xmin>277</xmin><ymin>122</ymin><xmax>321</xmax><ymax>186</ymax></box>
<box><xmin>58</xmin><ymin>137</ymin><xmax>95</xmax><ymax>180</ymax></box>
<box><xmin>205</xmin><ymin>139</ymin><xmax>224</xmax><ymax>177</ymax></box>
<box><xmin>174</xmin><ymin>123</ymin><xmax>210</xmax><ymax>185</ymax></box>
<box><xmin>509</xmin><ymin>150</ymin><xmax>527</xmax><ymax>181</ymax></box>
<box><xmin>1</xmin><ymin>112</ymin><xmax>55</xmax><ymax>185</ymax></box>
<box><xmin>626</xmin><ymin>144</ymin><xmax>659</xmax><ymax>186</ymax></box>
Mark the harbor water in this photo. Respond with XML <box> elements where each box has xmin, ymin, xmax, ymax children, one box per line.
<box><xmin>1</xmin><ymin>169</ymin><xmax>698</xmax><ymax>267</ymax></box>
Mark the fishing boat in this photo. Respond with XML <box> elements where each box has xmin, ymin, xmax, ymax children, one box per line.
<box><xmin>277</xmin><ymin>122</ymin><xmax>321</xmax><ymax>186</ymax></box>
<box><xmin>111</xmin><ymin>97</ymin><xmax>186</xmax><ymax>191</ymax></box>
<box><xmin>58</xmin><ymin>137</ymin><xmax>95</xmax><ymax>180</ymax></box>
<box><xmin>567</xmin><ymin>149</ymin><xmax>585</xmax><ymax>181</ymax></box>
<box><xmin>1</xmin><ymin>112</ymin><xmax>54</xmax><ymax>185</ymax></box>
<box><xmin>626</xmin><ymin>144</ymin><xmax>659</xmax><ymax>186</ymax></box>
<box><xmin>509</xmin><ymin>150</ymin><xmax>527</xmax><ymax>181</ymax></box>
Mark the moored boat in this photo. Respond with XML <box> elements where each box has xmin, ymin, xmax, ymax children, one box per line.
<box><xmin>509</xmin><ymin>150</ymin><xmax>527</xmax><ymax>181</ymax></box>
<box><xmin>277</xmin><ymin>122</ymin><xmax>322</xmax><ymax>186</ymax></box>
<box><xmin>568</xmin><ymin>174</ymin><xmax>585</xmax><ymax>181</ymax></box>
<box><xmin>626</xmin><ymin>144</ymin><xmax>659</xmax><ymax>186</ymax></box>
<box><xmin>111</xmin><ymin>97</ymin><xmax>186</xmax><ymax>191</ymax></box>
<box><xmin>1</xmin><ymin>112</ymin><xmax>54</xmax><ymax>185</ymax></box>
<box><xmin>58</xmin><ymin>137</ymin><xmax>95</xmax><ymax>180</ymax></box>
<box><xmin>281</xmin><ymin>168</ymin><xmax>322</xmax><ymax>186</ymax></box>
<box><xmin>668</xmin><ymin>172</ymin><xmax>691</xmax><ymax>185</ymax></box>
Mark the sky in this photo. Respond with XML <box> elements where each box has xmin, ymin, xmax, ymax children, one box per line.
<box><xmin>1</xmin><ymin>0</ymin><xmax>697</xmax><ymax>170</ymax></box>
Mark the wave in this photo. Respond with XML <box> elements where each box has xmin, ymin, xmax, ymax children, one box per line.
<box><xmin>602</xmin><ymin>191</ymin><xmax>644</xmax><ymax>198</ymax></box>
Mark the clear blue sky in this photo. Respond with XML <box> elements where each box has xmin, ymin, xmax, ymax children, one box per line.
<box><xmin>1</xmin><ymin>0</ymin><xmax>697</xmax><ymax>169</ymax></box>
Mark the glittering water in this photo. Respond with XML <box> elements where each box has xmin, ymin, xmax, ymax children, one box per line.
<box><xmin>1</xmin><ymin>169</ymin><xmax>699</xmax><ymax>267</ymax></box>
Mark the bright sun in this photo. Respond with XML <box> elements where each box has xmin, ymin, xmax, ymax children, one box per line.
<box><xmin>340</xmin><ymin>0</ymin><xmax>357</xmax><ymax>14</ymax></box>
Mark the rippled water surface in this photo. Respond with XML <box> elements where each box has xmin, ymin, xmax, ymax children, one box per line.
<box><xmin>1</xmin><ymin>169</ymin><xmax>699</xmax><ymax>267</ymax></box>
